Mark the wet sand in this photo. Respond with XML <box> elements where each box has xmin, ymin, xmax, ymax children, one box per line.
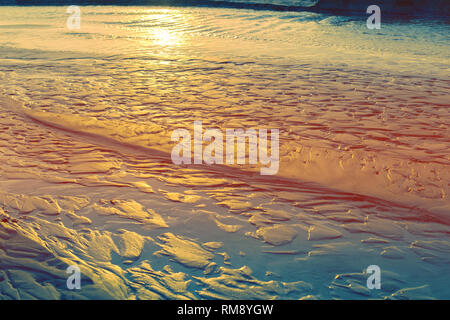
<box><xmin>0</xmin><ymin>6</ymin><xmax>449</xmax><ymax>299</ymax></box>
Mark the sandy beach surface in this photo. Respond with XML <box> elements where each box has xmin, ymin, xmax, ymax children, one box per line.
<box><xmin>0</xmin><ymin>5</ymin><xmax>449</xmax><ymax>299</ymax></box>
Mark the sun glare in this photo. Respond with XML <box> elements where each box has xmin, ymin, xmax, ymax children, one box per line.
<box><xmin>152</xmin><ymin>28</ymin><xmax>179</xmax><ymax>47</ymax></box>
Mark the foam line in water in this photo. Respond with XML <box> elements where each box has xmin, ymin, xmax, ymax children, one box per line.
<box><xmin>11</xmin><ymin>0</ymin><xmax>450</xmax><ymax>18</ymax></box>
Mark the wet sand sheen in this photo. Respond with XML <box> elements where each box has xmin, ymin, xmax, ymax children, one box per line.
<box><xmin>0</xmin><ymin>6</ymin><xmax>449</xmax><ymax>299</ymax></box>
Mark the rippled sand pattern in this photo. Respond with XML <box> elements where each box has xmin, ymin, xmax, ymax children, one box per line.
<box><xmin>0</xmin><ymin>6</ymin><xmax>449</xmax><ymax>299</ymax></box>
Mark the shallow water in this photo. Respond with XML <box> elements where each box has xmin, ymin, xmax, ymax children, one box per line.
<box><xmin>0</xmin><ymin>6</ymin><xmax>449</xmax><ymax>299</ymax></box>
